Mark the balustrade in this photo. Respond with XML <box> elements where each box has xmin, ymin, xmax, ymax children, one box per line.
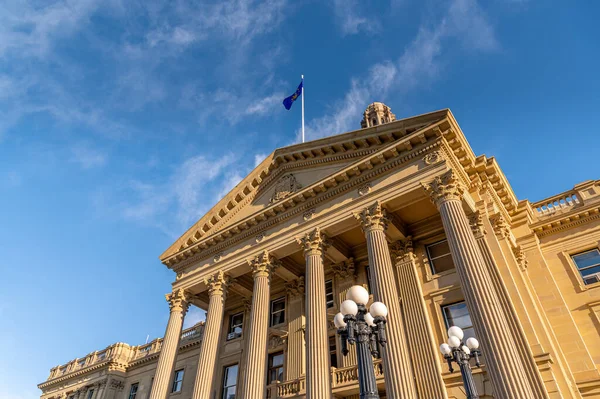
<box><xmin>533</xmin><ymin>190</ymin><xmax>581</xmax><ymax>217</ymax></box>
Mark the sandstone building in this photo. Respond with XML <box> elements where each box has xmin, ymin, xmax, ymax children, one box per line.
<box><xmin>39</xmin><ymin>105</ymin><xmax>600</xmax><ymax>399</ymax></box>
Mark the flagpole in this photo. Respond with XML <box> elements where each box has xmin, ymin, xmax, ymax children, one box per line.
<box><xmin>301</xmin><ymin>74</ymin><xmax>305</xmax><ymax>143</ymax></box>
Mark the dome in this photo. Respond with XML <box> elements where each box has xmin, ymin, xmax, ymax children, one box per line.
<box><xmin>360</xmin><ymin>102</ymin><xmax>396</xmax><ymax>128</ymax></box>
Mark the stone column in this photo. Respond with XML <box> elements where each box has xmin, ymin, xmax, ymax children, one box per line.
<box><xmin>390</xmin><ymin>237</ymin><xmax>448</xmax><ymax>399</ymax></box>
<box><xmin>332</xmin><ymin>259</ymin><xmax>358</xmax><ymax>368</ymax></box>
<box><xmin>297</xmin><ymin>228</ymin><xmax>332</xmax><ymax>399</ymax></box>
<box><xmin>355</xmin><ymin>202</ymin><xmax>417</xmax><ymax>399</ymax></box>
<box><xmin>425</xmin><ymin>170</ymin><xmax>535</xmax><ymax>399</ymax></box>
<box><xmin>470</xmin><ymin>211</ymin><xmax>549</xmax><ymax>398</ymax></box>
<box><xmin>149</xmin><ymin>289</ymin><xmax>189</xmax><ymax>399</ymax></box>
<box><xmin>90</xmin><ymin>383</ymin><xmax>100</xmax><ymax>399</ymax></box>
<box><xmin>192</xmin><ymin>271</ymin><xmax>231</xmax><ymax>399</ymax></box>
<box><xmin>240</xmin><ymin>250</ymin><xmax>279</xmax><ymax>399</ymax></box>
<box><xmin>285</xmin><ymin>277</ymin><xmax>306</xmax><ymax>380</ymax></box>
<box><xmin>94</xmin><ymin>380</ymin><xmax>106</xmax><ymax>399</ymax></box>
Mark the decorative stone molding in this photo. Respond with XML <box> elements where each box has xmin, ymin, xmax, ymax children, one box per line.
<box><xmin>423</xmin><ymin>150</ymin><xmax>443</xmax><ymax>165</ymax></box>
<box><xmin>285</xmin><ymin>276</ymin><xmax>305</xmax><ymax>297</ymax></box>
<box><xmin>268</xmin><ymin>333</ymin><xmax>288</xmax><ymax>349</ymax></box>
<box><xmin>297</xmin><ymin>227</ymin><xmax>330</xmax><ymax>256</ymax></box>
<box><xmin>357</xmin><ymin>183</ymin><xmax>372</xmax><ymax>196</ymax></box>
<box><xmin>255</xmin><ymin>233</ymin><xmax>265</xmax><ymax>243</ymax></box>
<box><xmin>248</xmin><ymin>250</ymin><xmax>280</xmax><ymax>278</ymax></box>
<box><xmin>389</xmin><ymin>237</ymin><xmax>416</xmax><ymax>263</ymax></box>
<box><xmin>242</xmin><ymin>298</ymin><xmax>252</xmax><ymax>312</ymax></box>
<box><xmin>490</xmin><ymin>213</ymin><xmax>511</xmax><ymax>239</ymax></box>
<box><xmin>424</xmin><ymin>170</ymin><xmax>465</xmax><ymax>205</ymax></box>
<box><xmin>469</xmin><ymin>211</ymin><xmax>486</xmax><ymax>237</ymax></box>
<box><xmin>270</xmin><ymin>174</ymin><xmax>302</xmax><ymax>203</ymax></box>
<box><xmin>512</xmin><ymin>245</ymin><xmax>529</xmax><ymax>272</ymax></box>
<box><xmin>109</xmin><ymin>379</ymin><xmax>125</xmax><ymax>390</ymax></box>
<box><xmin>165</xmin><ymin>289</ymin><xmax>189</xmax><ymax>314</ymax></box>
<box><xmin>203</xmin><ymin>270</ymin><xmax>232</xmax><ymax>297</ymax></box>
<box><xmin>303</xmin><ymin>208</ymin><xmax>316</xmax><ymax>221</ymax></box>
<box><xmin>355</xmin><ymin>201</ymin><xmax>388</xmax><ymax>232</ymax></box>
<box><xmin>332</xmin><ymin>258</ymin><xmax>356</xmax><ymax>279</ymax></box>
<box><xmin>213</xmin><ymin>252</ymin><xmax>223</xmax><ymax>262</ymax></box>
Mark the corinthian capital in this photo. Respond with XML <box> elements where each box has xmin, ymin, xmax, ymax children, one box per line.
<box><xmin>332</xmin><ymin>258</ymin><xmax>356</xmax><ymax>279</ymax></box>
<box><xmin>248</xmin><ymin>250</ymin><xmax>280</xmax><ymax>278</ymax></box>
<box><xmin>285</xmin><ymin>276</ymin><xmax>305</xmax><ymax>297</ymax></box>
<box><xmin>424</xmin><ymin>170</ymin><xmax>465</xmax><ymax>206</ymax></box>
<box><xmin>355</xmin><ymin>201</ymin><xmax>388</xmax><ymax>232</ymax></box>
<box><xmin>489</xmin><ymin>213</ymin><xmax>511</xmax><ymax>239</ymax></box>
<box><xmin>469</xmin><ymin>211</ymin><xmax>486</xmax><ymax>238</ymax></box>
<box><xmin>203</xmin><ymin>270</ymin><xmax>232</xmax><ymax>297</ymax></box>
<box><xmin>296</xmin><ymin>227</ymin><xmax>329</xmax><ymax>256</ymax></box>
<box><xmin>165</xmin><ymin>289</ymin><xmax>190</xmax><ymax>313</ymax></box>
<box><xmin>390</xmin><ymin>237</ymin><xmax>415</xmax><ymax>263</ymax></box>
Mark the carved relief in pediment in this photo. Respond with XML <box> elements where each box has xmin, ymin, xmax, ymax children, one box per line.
<box><xmin>270</xmin><ymin>174</ymin><xmax>302</xmax><ymax>204</ymax></box>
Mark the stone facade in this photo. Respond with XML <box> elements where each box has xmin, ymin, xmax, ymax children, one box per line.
<box><xmin>39</xmin><ymin>106</ymin><xmax>600</xmax><ymax>399</ymax></box>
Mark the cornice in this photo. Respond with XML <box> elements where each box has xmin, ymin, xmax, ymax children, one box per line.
<box><xmin>170</xmin><ymin>136</ymin><xmax>445</xmax><ymax>273</ymax></box>
<box><xmin>126</xmin><ymin>338</ymin><xmax>203</xmax><ymax>370</ymax></box>
<box><xmin>530</xmin><ymin>204</ymin><xmax>600</xmax><ymax>238</ymax></box>
<box><xmin>38</xmin><ymin>361</ymin><xmax>110</xmax><ymax>389</ymax></box>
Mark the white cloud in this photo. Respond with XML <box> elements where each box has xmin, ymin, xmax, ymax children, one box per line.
<box><xmin>332</xmin><ymin>0</ymin><xmax>380</xmax><ymax>36</ymax></box>
<box><xmin>70</xmin><ymin>144</ymin><xmax>107</xmax><ymax>169</ymax></box>
<box><xmin>307</xmin><ymin>0</ymin><xmax>497</xmax><ymax>140</ymax></box>
<box><xmin>254</xmin><ymin>153</ymin><xmax>267</xmax><ymax>167</ymax></box>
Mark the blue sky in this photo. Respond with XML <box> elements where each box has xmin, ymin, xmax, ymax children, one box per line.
<box><xmin>1</xmin><ymin>1</ymin><xmax>599</xmax><ymax>398</ymax></box>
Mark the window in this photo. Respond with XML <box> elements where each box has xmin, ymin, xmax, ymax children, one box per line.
<box><xmin>228</xmin><ymin>312</ymin><xmax>244</xmax><ymax>340</ymax></box>
<box><xmin>86</xmin><ymin>390</ymin><xmax>94</xmax><ymax>399</ymax></box>
<box><xmin>427</xmin><ymin>240</ymin><xmax>455</xmax><ymax>274</ymax></box>
<box><xmin>325</xmin><ymin>280</ymin><xmax>334</xmax><ymax>309</ymax></box>
<box><xmin>221</xmin><ymin>364</ymin><xmax>238</xmax><ymax>399</ymax></box>
<box><xmin>171</xmin><ymin>369</ymin><xmax>184</xmax><ymax>393</ymax></box>
<box><xmin>128</xmin><ymin>383</ymin><xmax>139</xmax><ymax>399</ymax></box>
<box><xmin>270</xmin><ymin>297</ymin><xmax>285</xmax><ymax>326</ymax></box>
<box><xmin>442</xmin><ymin>302</ymin><xmax>474</xmax><ymax>341</ymax></box>
<box><xmin>572</xmin><ymin>249</ymin><xmax>600</xmax><ymax>285</ymax></box>
<box><xmin>267</xmin><ymin>352</ymin><xmax>284</xmax><ymax>384</ymax></box>
<box><xmin>329</xmin><ymin>335</ymin><xmax>338</xmax><ymax>368</ymax></box>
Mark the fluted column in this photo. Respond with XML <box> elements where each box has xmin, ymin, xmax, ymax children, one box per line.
<box><xmin>240</xmin><ymin>250</ymin><xmax>279</xmax><ymax>399</ymax></box>
<box><xmin>285</xmin><ymin>277</ymin><xmax>306</xmax><ymax>380</ymax></box>
<box><xmin>355</xmin><ymin>202</ymin><xmax>417</xmax><ymax>399</ymax></box>
<box><xmin>149</xmin><ymin>289</ymin><xmax>189</xmax><ymax>399</ymax></box>
<box><xmin>469</xmin><ymin>211</ymin><xmax>549</xmax><ymax>398</ymax></box>
<box><xmin>332</xmin><ymin>259</ymin><xmax>358</xmax><ymax>368</ymax></box>
<box><xmin>391</xmin><ymin>237</ymin><xmax>448</xmax><ymax>399</ymax></box>
<box><xmin>297</xmin><ymin>228</ymin><xmax>332</xmax><ymax>399</ymax></box>
<box><xmin>425</xmin><ymin>170</ymin><xmax>535</xmax><ymax>399</ymax></box>
<box><xmin>192</xmin><ymin>271</ymin><xmax>232</xmax><ymax>399</ymax></box>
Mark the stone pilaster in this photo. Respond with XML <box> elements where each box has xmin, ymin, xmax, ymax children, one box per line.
<box><xmin>332</xmin><ymin>259</ymin><xmax>358</xmax><ymax>368</ymax></box>
<box><xmin>297</xmin><ymin>228</ymin><xmax>332</xmax><ymax>399</ymax></box>
<box><xmin>390</xmin><ymin>237</ymin><xmax>448</xmax><ymax>399</ymax></box>
<box><xmin>95</xmin><ymin>380</ymin><xmax>106</xmax><ymax>399</ymax></box>
<box><xmin>240</xmin><ymin>250</ymin><xmax>279</xmax><ymax>399</ymax></box>
<box><xmin>149</xmin><ymin>289</ymin><xmax>189</xmax><ymax>399</ymax></box>
<box><xmin>89</xmin><ymin>383</ymin><xmax>100</xmax><ymax>399</ymax></box>
<box><xmin>285</xmin><ymin>277</ymin><xmax>306</xmax><ymax>380</ymax></box>
<box><xmin>355</xmin><ymin>202</ymin><xmax>417</xmax><ymax>399</ymax></box>
<box><xmin>469</xmin><ymin>211</ymin><xmax>549</xmax><ymax>398</ymax></box>
<box><xmin>425</xmin><ymin>170</ymin><xmax>535</xmax><ymax>399</ymax></box>
<box><xmin>192</xmin><ymin>271</ymin><xmax>232</xmax><ymax>399</ymax></box>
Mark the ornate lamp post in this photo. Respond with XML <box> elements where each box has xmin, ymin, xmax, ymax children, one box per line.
<box><xmin>333</xmin><ymin>285</ymin><xmax>388</xmax><ymax>399</ymax></box>
<box><xmin>439</xmin><ymin>326</ymin><xmax>482</xmax><ymax>399</ymax></box>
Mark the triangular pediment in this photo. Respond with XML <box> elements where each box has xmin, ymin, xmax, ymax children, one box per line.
<box><xmin>160</xmin><ymin>109</ymin><xmax>451</xmax><ymax>265</ymax></box>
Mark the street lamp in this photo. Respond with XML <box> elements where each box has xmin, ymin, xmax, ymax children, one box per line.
<box><xmin>439</xmin><ymin>326</ymin><xmax>482</xmax><ymax>399</ymax></box>
<box><xmin>333</xmin><ymin>285</ymin><xmax>388</xmax><ymax>399</ymax></box>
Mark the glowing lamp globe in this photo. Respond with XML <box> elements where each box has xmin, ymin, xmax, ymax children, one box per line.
<box><xmin>369</xmin><ymin>302</ymin><xmax>388</xmax><ymax>318</ymax></box>
<box><xmin>346</xmin><ymin>285</ymin><xmax>370</xmax><ymax>305</ymax></box>
<box><xmin>340</xmin><ymin>299</ymin><xmax>358</xmax><ymax>316</ymax></box>
<box><xmin>448</xmin><ymin>326</ymin><xmax>464</xmax><ymax>340</ymax></box>
<box><xmin>448</xmin><ymin>336</ymin><xmax>461</xmax><ymax>348</ymax></box>
<box><xmin>333</xmin><ymin>313</ymin><xmax>347</xmax><ymax>328</ymax></box>
<box><xmin>466</xmin><ymin>337</ymin><xmax>480</xmax><ymax>350</ymax></box>
<box><xmin>439</xmin><ymin>343</ymin><xmax>452</xmax><ymax>355</ymax></box>
<box><xmin>364</xmin><ymin>312</ymin><xmax>375</xmax><ymax>326</ymax></box>
<box><xmin>462</xmin><ymin>345</ymin><xmax>471</xmax><ymax>355</ymax></box>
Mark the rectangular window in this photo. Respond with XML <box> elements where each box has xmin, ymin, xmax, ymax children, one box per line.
<box><xmin>329</xmin><ymin>335</ymin><xmax>338</xmax><ymax>368</ymax></box>
<box><xmin>128</xmin><ymin>383</ymin><xmax>139</xmax><ymax>399</ymax></box>
<box><xmin>86</xmin><ymin>390</ymin><xmax>94</xmax><ymax>399</ymax></box>
<box><xmin>427</xmin><ymin>240</ymin><xmax>455</xmax><ymax>274</ymax></box>
<box><xmin>267</xmin><ymin>352</ymin><xmax>284</xmax><ymax>384</ymax></box>
<box><xmin>171</xmin><ymin>369</ymin><xmax>184</xmax><ymax>393</ymax></box>
<box><xmin>571</xmin><ymin>249</ymin><xmax>600</xmax><ymax>285</ymax></box>
<box><xmin>221</xmin><ymin>364</ymin><xmax>238</xmax><ymax>399</ymax></box>
<box><xmin>227</xmin><ymin>312</ymin><xmax>244</xmax><ymax>340</ymax></box>
<box><xmin>270</xmin><ymin>297</ymin><xmax>286</xmax><ymax>326</ymax></box>
<box><xmin>325</xmin><ymin>279</ymin><xmax>334</xmax><ymax>309</ymax></box>
<box><xmin>442</xmin><ymin>302</ymin><xmax>474</xmax><ymax>340</ymax></box>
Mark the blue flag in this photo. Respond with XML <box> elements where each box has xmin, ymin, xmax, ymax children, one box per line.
<box><xmin>283</xmin><ymin>80</ymin><xmax>303</xmax><ymax>110</ymax></box>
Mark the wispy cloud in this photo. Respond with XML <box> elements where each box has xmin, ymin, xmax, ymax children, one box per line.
<box><xmin>331</xmin><ymin>0</ymin><xmax>380</xmax><ymax>36</ymax></box>
<box><xmin>70</xmin><ymin>144</ymin><xmax>107</xmax><ymax>169</ymax></box>
<box><xmin>307</xmin><ymin>0</ymin><xmax>498</xmax><ymax>139</ymax></box>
